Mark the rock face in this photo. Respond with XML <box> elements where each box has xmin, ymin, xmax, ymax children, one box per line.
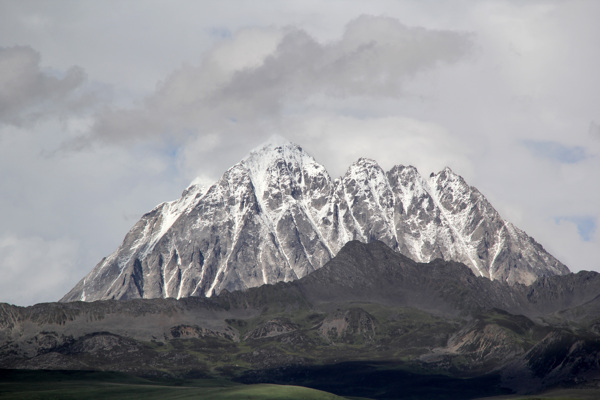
<box><xmin>62</xmin><ymin>141</ymin><xmax>568</xmax><ymax>302</ymax></box>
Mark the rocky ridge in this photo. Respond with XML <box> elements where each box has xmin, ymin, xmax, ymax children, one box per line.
<box><xmin>61</xmin><ymin>141</ymin><xmax>568</xmax><ymax>302</ymax></box>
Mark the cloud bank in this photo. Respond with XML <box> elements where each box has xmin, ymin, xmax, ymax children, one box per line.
<box><xmin>0</xmin><ymin>45</ymin><xmax>88</xmax><ymax>126</ymax></box>
<box><xmin>85</xmin><ymin>16</ymin><xmax>472</xmax><ymax>147</ymax></box>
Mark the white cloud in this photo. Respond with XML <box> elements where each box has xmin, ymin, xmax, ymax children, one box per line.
<box><xmin>0</xmin><ymin>234</ymin><xmax>79</xmax><ymax>306</ymax></box>
<box><xmin>284</xmin><ymin>114</ymin><xmax>472</xmax><ymax>179</ymax></box>
<box><xmin>530</xmin><ymin>215</ymin><xmax>599</xmax><ymax>272</ymax></box>
<box><xmin>0</xmin><ymin>120</ymin><xmax>192</xmax><ymax>305</ymax></box>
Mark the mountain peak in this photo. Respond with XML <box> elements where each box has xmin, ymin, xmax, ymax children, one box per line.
<box><xmin>240</xmin><ymin>138</ymin><xmax>328</xmax><ymax>203</ymax></box>
<box><xmin>354</xmin><ymin>157</ymin><xmax>378</xmax><ymax>165</ymax></box>
<box><xmin>246</xmin><ymin>135</ymin><xmax>302</xmax><ymax>156</ymax></box>
<box><xmin>429</xmin><ymin>166</ymin><xmax>470</xmax><ymax>193</ymax></box>
<box><xmin>61</xmin><ymin>142</ymin><xmax>569</xmax><ymax>303</ymax></box>
<box><xmin>345</xmin><ymin>158</ymin><xmax>386</xmax><ymax>181</ymax></box>
<box><xmin>242</xmin><ymin>137</ymin><xmax>312</xmax><ymax>173</ymax></box>
<box><xmin>432</xmin><ymin>166</ymin><xmax>460</xmax><ymax>180</ymax></box>
<box><xmin>351</xmin><ymin>157</ymin><xmax>382</xmax><ymax>170</ymax></box>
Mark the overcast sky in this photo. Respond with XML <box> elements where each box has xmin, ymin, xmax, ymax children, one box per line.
<box><xmin>1</xmin><ymin>0</ymin><xmax>599</xmax><ymax>306</ymax></box>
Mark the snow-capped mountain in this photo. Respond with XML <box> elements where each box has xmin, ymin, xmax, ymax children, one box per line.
<box><xmin>61</xmin><ymin>141</ymin><xmax>569</xmax><ymax>302</ymax></box>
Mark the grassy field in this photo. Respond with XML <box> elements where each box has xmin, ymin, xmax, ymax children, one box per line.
<box><xmin>4</xmin><ymin>370</ymin><xmax>600</xmax><ymax>400</ymax></box>
<box><xmin>0</xmin><ymin>370</ymin><xmax>350</xmax><ymax>400</ymax></box>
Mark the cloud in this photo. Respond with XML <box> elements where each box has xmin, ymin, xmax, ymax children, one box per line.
<box><xmin>284</xmin><ymin>113</ymin><xmax>472</xmax><ymax>179</ymax></box>
<box><xmin>522</xmin><ymin>140</ymin><xmax>588</xmax><ymax>164</ymax></box>
<box><xmin>0</xmin><ymin>119</ymin><xmax>195</xmax><ymax>306</ymax></box>
<box><xmin>0</xmin><ymin>45</ymin><xmax>90</xmax><ymax>126</ymax></box>
<box><xmin>541</xmin><ymin>215</ymin><xmax>599</xmax><ymax>271</ymax></box>
<box><xmin>591</xmin><ymin>121</ymin><xmax>600</xmax><ymax>139</ymax></box>
<box><xmin>0</xmin><ymin>234</ymin><xmax>79</xmax><ymax>306</ymax></box>
<box><xmin>80</xmin><ymin>15</ymin><xmax>472</xmax><ymax>147</ymax></box>
<box><xmin>555</xmin><ymin>216</ymin><xmax>596</xmax><ymax>242</ymax></box>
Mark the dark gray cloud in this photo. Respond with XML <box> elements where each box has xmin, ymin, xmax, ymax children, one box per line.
<box><xmin>220</xmin><ymin>16</ymin><xmax>472</xmax><ymax>100</ymax></box>
<box><xmin>0</xmin><ymin>46</ymin><xmax>89</xmax><ymax>126</ymax></box>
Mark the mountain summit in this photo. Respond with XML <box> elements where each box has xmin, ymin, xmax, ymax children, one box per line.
<box><xmin>61</xmin><ymin>141</ymin><xmax>568</xmax><ymax>302</ymax></box>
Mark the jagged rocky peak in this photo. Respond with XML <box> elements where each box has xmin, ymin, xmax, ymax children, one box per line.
<box><xmin>242</xmin><ymin>140</ymin><xmax>333</xmax><ymax>212</ymax></box>
<box><xmin>337</xmin><ymin>157</ymin><xmax>396</xmax><ymax>245</ymax></box>
<box><xmin>430</xmin><ymin>167</ymin><xmax>480</xmax><ymax>212</ymax></box>
<box><xmin>343</xmin><ymin>158</ymin><xmax>392</xmax><ymax>204</ymax></box>
<box><xmin>61</xmin><ymin>138</ymin><xmax>569</xmax><ymax>303</ymax></box>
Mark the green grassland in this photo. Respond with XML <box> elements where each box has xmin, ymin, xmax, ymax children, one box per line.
<box><xmin>0</xmin><ymin>370</ymin><xmax>350</xmax><ymax>400</ymax></box>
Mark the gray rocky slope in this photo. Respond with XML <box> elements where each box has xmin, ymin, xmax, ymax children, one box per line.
<box><xmin>61</xmin><ymin>142</ymin><xmax>568</xmax><ymax>302</ymax></box>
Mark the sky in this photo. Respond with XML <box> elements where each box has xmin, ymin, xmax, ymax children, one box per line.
<box><xmin>1</xmin><ymin>0</ymin><xmax>599</xmax><ymax>306</ymax></box>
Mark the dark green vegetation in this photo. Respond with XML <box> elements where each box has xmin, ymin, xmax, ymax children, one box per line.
<box><xmin>4</xmin><ymin>241</ymin><xmax>600</xmax><ymax>399</ymax></box>
<box><xmin>0</xmin><ymin>370</ymin><xmax>350</xmax><ymax>399</ymax></box>
<box><xmin>473</xmin><ymin>387</ymin><xmax>600</xmax><ymax>399</ymax></box>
